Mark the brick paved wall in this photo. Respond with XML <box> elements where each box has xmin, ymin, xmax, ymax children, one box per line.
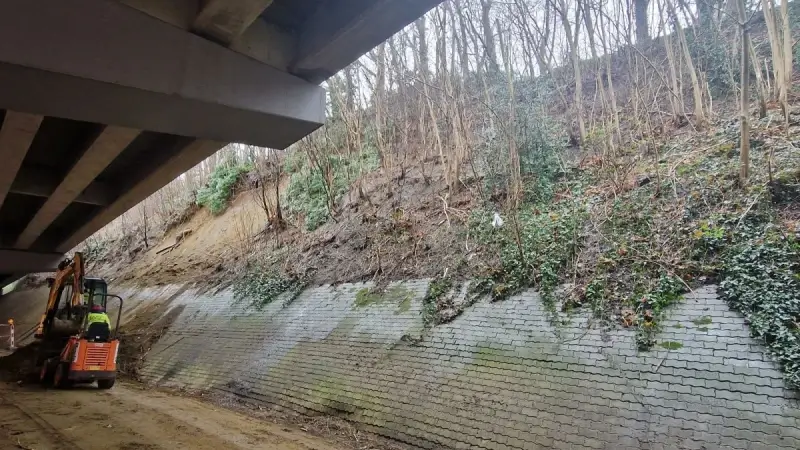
<box><xmin>132</xmin><ymin>281</ymin><xmax>800</xmax><ymax>449</ymax></box>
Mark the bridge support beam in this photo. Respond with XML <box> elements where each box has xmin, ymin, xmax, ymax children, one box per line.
<box><xmin>0</xmin><ymin>249</ymin><xmax>64</xmax><ymax>274</ymax></box>
<box><xmin>14</xmin><ymin>127</ymin><xmax>141</xmax><ymax>249</ymax></box>
<box><xmin>0</xmin><ymin>0</ymin><xmax>325</xmax><ymax>149</ymax></box>
<box><xmin>58</xmin><ymin>140</ymin><xmax>226</xmax><ymax>253</ymax></box>
<box><xmin>0</xmin><ymin>113</ymin><xmax>42</xmax><ymax>210</ymax></box>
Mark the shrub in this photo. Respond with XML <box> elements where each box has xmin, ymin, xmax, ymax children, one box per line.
<box><xmin>283</xmin><ymin>147</ymin><xmax>379</xmax><ymax>231</ymax></box>
<box><xmin>196</xmin><ymin>162</ymin><xmax>252</xmax><ymax>215</ymax></box>
<box><xmin>687</xmin><ymin>27</ymin><xmax>737</xmax><ymax>96</ymax></box>
<box><xmin>477</xmin><ymin>77</ymin><xmax>566</xmax><ymax>203</ymax></box>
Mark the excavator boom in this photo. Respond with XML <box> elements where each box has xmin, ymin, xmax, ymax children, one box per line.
<box><xmin>35</xmin><ymin>252</ymin><xmax>85</xmax><ymax>338</ymax></box>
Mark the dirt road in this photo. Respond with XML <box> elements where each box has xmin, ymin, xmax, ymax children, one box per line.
<box><xmin>0</xmin><ymin>381</ymin><xmax>344</xmax><ymax>450</ymax></box>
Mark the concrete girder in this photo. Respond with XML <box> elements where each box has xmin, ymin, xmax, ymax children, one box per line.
<box><xmin>0</xmin><ymin>249</ymin><xmax>63</xmax><ymax>274</ymax></box>
<box><xmin>292</xmin><ymin>0</ymin><xmax>444</xmax><ymax>82</ymax></box>
<box><xmin>118</xmin><ymin>0</ymin><xmax>444</xmax><ymax>84</ymax></box>
<box><xmin>14</xmin><ymin>126</ymin><xmax>140</xmax><ymax>249</ymax></box>
<box><xmin>0</xmin><ymin>112</ymin><xmax>43</xmax><ymax>210</ymax></box>
<box><xmin>10</xmin><ymin>167</ymin><xmax>112</xmax><ymax>207</ymax></box>
<box><xmin>0</xmin><ymin>0</ymin><xmax>325</xmax><ymax>149</ymax></box>
<box><xmin>120</xmin><ymin>0</ymin><xmax>200</xmax><ymax>30</ymax></box>
<box><xmin>193</xmin><ymin>0</ymin><xmax>275</xmax><ymax>44</ymax></box>
<box><xmin>58</xmin><ymin>140</ymin><xmax>225</xmax><ymax>253</ymax></box>
<box><xmin>119</xmin><ymin>0</ymin><xmax>294</xmax><ymax>71</ymax></box>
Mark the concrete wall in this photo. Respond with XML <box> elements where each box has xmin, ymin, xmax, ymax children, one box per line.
<box><xmin>129</xmin><ymin>281</ymin><xmax>800</xmax><ymax>450</ymax></box>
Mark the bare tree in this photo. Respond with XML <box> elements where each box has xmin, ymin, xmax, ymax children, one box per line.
<box><xmin>139</xmin><ymin>202</ymin><xmax>149</xmax><ymax>249</ymax></box>
<box><xmin>634</xmin><ymin>0</ymin><xmax>651</xmax><ymax>44</ymax></box>
<box><xmin>762</xmin><ymin>0</ymin><xmax>793</xmax><ymax>127</ymax></box>
<box><xmin>554</xmin><ymin>0</ymin><xmax>587</xmax><ymax>144</ymax></box>
<box><xmin>736</xmin><ymin>0</ymin><xmax>752</xmax><ymax>184</ymax></box>
<box><xmin>480</xmin><ymin>0</ymin><xmax>500</xmax><ymax>72</ymax></box>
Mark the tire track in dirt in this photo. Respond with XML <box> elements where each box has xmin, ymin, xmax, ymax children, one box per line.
<box><xmin>0</xmin><ymin>381</ymin><xmax>344</xmax><ymax>450</ymax></box>
<box><xmin>0</xmin><ymin>395</ymin><xmax>80</xmax><ymax>450</ymax></box>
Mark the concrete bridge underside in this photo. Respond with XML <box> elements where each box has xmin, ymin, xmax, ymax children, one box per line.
<box><xmin>0</xmin><ymin>0</ymin><xmax>441</xmax><ymax>286</ymax></box>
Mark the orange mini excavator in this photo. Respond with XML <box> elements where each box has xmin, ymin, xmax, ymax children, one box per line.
<box><xmin>35</xmin><ymin>252</ymin><xmax>123</xmax><ymax>389</ymax></box>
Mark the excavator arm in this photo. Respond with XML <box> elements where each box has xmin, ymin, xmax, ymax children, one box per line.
<box><xmin>35</xmin><ymin>252</ymin><xmax>85</xmax><ymax>338</ymax></box>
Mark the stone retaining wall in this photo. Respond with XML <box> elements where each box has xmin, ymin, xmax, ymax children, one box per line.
<box><xmin>125</xmin><ymin>281</ymin><xmax>800</xmax><ymax>450</ymax></box>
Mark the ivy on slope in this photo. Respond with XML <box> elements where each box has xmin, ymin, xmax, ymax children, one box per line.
<box><xmin>719</xmin><ymin>229</ymin><xmax>800</xmax><ymax>388</ymax></box>
<box><xmin>283</xmin><ymin>147</ymin><xmax>379</xmax><ymax>231</ymax></box>
<box><xmin>233</xmin><ymin>261</ymin><xmax>308</xmax><ymax>311</ymax></box>
<box><xmin>196</xmin><ymin>162</ymin><xmax>252</xmax><ymax>215</ymax></box>
<box><xmin>469</xmin><ymin>200</ymin><xmax>586</xmax><ymax>311</ymax></box>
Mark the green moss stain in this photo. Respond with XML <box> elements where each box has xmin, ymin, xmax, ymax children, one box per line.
<box><xmin>471</xmin><ymin>344</ymin><xmax>518</xmax><ymax>368</ymax></box>
<box><xmin>692</xmin><ymin>316</ymin><xmax>713</xmax><ymax>326</ymax></box>
<box><xmin>329</xmin><ymin>316</ymin><xmax>359</xmax><ymax>337</ymax></box>
<box><xmin>354</xmin><ymin>285</ymin><xmax>415</xmax><ymax>310</ymax></box>
<box><xmin>354</xmin><ymin>288</ymin><xmax>382</xmax><ymax>307</ymax></box>
<box><xmin>697</xmin><ymin>327</ymin><xmax>709</xmax><ymax>332</ymax></box>
<box><xmin>384</xmin><ymin>285</ymin><xmax>413</xmax><ymax>302</ymax></box>
<box><xmin>396</xmin><ymin>296</ymin><xmax>412</xmax><ymax>314</ymax></box>
<box><xmin>659</xmin><ymin>341</ymin><xmax>684</xmax><ymax>350</ymax></box>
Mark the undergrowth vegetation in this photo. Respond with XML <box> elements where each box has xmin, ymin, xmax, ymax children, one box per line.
<box><xmin>459</xmin><ymin>106</ymin><xmax>800</xmax><ymax>362</ymax></box>
<box><xmin>469</xmin><ymin>202</ymin><xmax>585</xmax><ymax>309</ymax></box>
<box><xmin>478</xmin><ymin>80</ymin><xmax>566</xmax><ymax>204</ymax></box>
<box><xmin>283</xmin><ymin>145</ymin><xmax>379</xmax><ymax>231</ymax></box>
<box><xmin>421</xmin><ymin>276</ymin><xmax>455</xmax><ymax>328</ymax></box>
<box><xmin>232</xmin><ymin>257</ymin><xmax>308</xmax><ymax>311</ymax></box>
<box><xmin>196</xmin><ymin>161</ymin><xmax>252</xmax><ymax>215</ymax></box>
<box><xmin>719</xmin><ymin>214</ymin><xmax>800</xmax><ymax>388</ymax></box>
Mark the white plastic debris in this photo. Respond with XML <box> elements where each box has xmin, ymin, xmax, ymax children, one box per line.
<box><xmin>492</xmin><ymin>212</ymin><xmax>504</xmax><ymax>228</ymax></box>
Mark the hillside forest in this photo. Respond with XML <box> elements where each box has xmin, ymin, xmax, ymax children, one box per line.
<box><xmin>80</xmin><ymin>0</ymin><xmax>800</xmax><ymax>387</ymax></box>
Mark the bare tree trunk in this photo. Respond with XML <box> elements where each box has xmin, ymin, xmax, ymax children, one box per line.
<box><xmin>416</xmin><ymin>17</ymin><xmax>429</xmax><ymax>79</ymax></box>
<box><xmin>736</xmin><ymin>0</ymin><xmax>751</xmax><ymax>184</ymax></box>
<box><xmin>272</xmin><ymin>150</ymin><xmax>283</xmax><ymax>227</ymax></box>
<box><xmin>762</xmin><ymin>0</ymin><xmax>783</xmax><ymax>103</ymax></box>
<box><xmin>556</xmin><ymin>0</ymin><xmax>586</xmax><ymax>144</ymax></box>
<box><xmin>374</xmin><ymin>42</ymin><xmax>388</xmax><ymax>169</ymax></box>
<box><xmin>455</xmin><ymin>0</ymin><xmax>470</xmax><ymax>78</ymax></box>
<box><xmin>581</xmin><ymin>0</ymin><xmax>610</xmax><ymax>144</ymax></box>
<box><xmin>781</xmin><ymin>0</ymin><xmax>792</xmax><ymax>127</ymax></box>
<box><xmin>749</xmin><ymin>44</ymin><xmax>768</xmax><ymax>119</ymax></box>
<box><xmin>634</xmin><ymin>0</ymin><xmax>650</xmax><ymax>44</ymax></box>
<box><xmin>664</xmin><ymin>31</ymin><xmax>685</xmax><ymax>121</ymax></box>
<box><xmin>596</xmin><ymin>6</ymin><xmax>620</xmax><ymax>140</ymax></box>
<box><xmin>499</xmin><ymin>24</ymin><xmax>520</xmax><ymax>205</ymax></box>
<box><xmin>480</xmin><ymin>0</ymin><xmax>499</xmax><ymax>72</ymax></box>
<box><xmin>668</xmin><ymin>0</ymin><xmax>707</xmax><ymax>126</ymax></box>
<box><xmin>140</xmin><ymin>203</ymin><xmax>149</xmax><ymax>249</ymax></box>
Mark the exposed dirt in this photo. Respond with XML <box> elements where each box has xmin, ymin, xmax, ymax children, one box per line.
<box><xmin>0</xmin><ymin>381</ymin><xmax>346</xmax><ymax>450</ymax></box>
<box><xmin>0</xmin><ymin>343</ymin><xmax>40</xmax><ymax>383</ymax></box>
<box><xmin>283</xmin><ymin>163</ymin><xmax>480</xmax><ymax>285</ymax></box>
<box><xmin>89</xmin><ymin>163</ymin><xmax>481</xmax><ymax>289</ymax></box>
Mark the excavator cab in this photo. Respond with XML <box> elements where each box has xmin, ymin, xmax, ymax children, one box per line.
<box><xmin>82</xmin><ymin>278</ymin><xmax>112</xmax><ymax>341</ymax></box>
<box><xmin>36</xmin><ymin>253</ymin><xmax>123</xmax><ymax>389</ymax></box>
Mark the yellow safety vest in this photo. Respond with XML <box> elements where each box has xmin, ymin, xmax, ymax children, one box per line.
<box><xmin>86</xmin><ymin>312</ymin><xmax>110</xmax><ymax>327</ymax></box>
